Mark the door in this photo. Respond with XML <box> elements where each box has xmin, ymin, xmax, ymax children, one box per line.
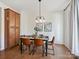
<box><xmin>15</xmin><ymin>13</ymin><xmax>20</xmax><ymax>44</ymax></box>
<box><xmin>8</xmin><ymin>10</ymin><xmax>16</xmax><ymax>48</ymax></box>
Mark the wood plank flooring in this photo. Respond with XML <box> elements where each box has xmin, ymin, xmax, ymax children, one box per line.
<box><xmin>0</xmin><ymin>44</ymin><xmax>75</xmax><ymax>59</ymax></box>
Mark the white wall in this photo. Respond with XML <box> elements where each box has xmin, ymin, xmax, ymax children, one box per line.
<box><xmin>0</xmin><ymin>1</ymin><xmax>20</xmax><ymax>50</ymax></box>
<box><xmin>20</xmin><ymin>11</ymin><xmax>35</xmax><ymax>35</ymax></box>
<box><xmin>52</xmin><ymin>11</ymin><xmax>64</xmax><ymax>44</ymax></box>
<box><xmin>20</xmin><ymin>11</ymin><xmax>29</xmax><ymax>35</ymax></box>
<box><xmin>0</xmin><ymin>2</ymin><xmax>8</xmax><ymax>51</ymax></box>
<box><xmin>0</xmin><ymin>7</ymin><xmax>1</xmax><ymax>50</ymax></box>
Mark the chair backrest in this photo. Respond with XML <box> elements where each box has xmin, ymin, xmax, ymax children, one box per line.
<box><xmin>34</xmin><ymin>38</ymin><xmax>44</xmax><ymax>46</ymax></box>
<box><xmin>51</xmin><ymin>36</ymin><xmax>55</xmax><ymax>44</ymax></box>
<box><xmin>22</xmin><ymin>38</ymin><xmax>31</xmax><ymax>45</ymax></box>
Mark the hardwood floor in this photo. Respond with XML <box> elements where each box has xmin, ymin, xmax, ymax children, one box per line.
<box><xmin>0</xmin><ymin>44</ymin><xmax>75</xmax><ymax>59</ymax></box>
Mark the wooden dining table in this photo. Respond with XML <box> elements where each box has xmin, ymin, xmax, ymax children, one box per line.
<box><xmin>20</xmin><ymin>35</ymin><xmax>49</xmax><ymax>56</ymax></box>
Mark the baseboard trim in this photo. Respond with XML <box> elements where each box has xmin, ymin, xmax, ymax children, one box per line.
<box><xmin>55</xmin><ymin>43</ymin><xmax>65</xmax><ymax>46</ymax></box>
<box><xmin>0</xmin><ymin>45</ymin><xmax>18</xmax><ymax>52</ymax></box>
<box><xmin>0</xmin><ymin>49</ymin><xmax>5</xmax><ymax>52</ymax></box>
<box><xmin>0</xmin><ymin>48</ymin><xmax>5</xmax><ymax>51</ymax></box>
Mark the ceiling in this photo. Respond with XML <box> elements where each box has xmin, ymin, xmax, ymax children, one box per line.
<box><xmin>0</xmin><ymin>0</ymin><xmax>70</xmax><ymax>12</ymax></box>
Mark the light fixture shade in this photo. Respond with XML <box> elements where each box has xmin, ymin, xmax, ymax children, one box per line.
<box><xmin>35</xmin><ymin>16</ymin><xmax>45</xmax><ymax>23</ymax></box>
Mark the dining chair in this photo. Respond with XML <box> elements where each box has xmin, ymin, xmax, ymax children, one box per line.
<box><xmin>32</xmin><ymin>38</ymin><xmax>45</xmax><ymax>56</ymax></box>
<box><xmin>22</xmin><ymin>38</ymin><xmax>31</xmax><ymax>54</ymax></box>
<box><xmin>48</xmin><ymin>36</ymin><xmax>55</xmax><ymax>55</ymax></box>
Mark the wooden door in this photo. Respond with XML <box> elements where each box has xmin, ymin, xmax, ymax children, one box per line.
<box><xmin>8</xmin><ymin>10</ymin><xmax>16</xmax><ymax>48</ymax></box>
<box><xmin>15</xmin><ymin>13</ymin><xmax>20</xmax><ymax>44</ymax></box>
<box><xmin>5</xmin><ymin>9</ymin><xmax>9</xmax><ymax>49</ymax></box>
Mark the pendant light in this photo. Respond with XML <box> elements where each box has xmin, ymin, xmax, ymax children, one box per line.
<box><xmin>35</xmin><ymin>0</ymin><xmax>45</xmax><ymax>23</ymax></box>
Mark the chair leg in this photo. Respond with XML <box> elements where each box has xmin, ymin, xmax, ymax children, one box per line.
<box><xmin>28</xmin><ymin>45</ymin><xmax>31</xmax><ymax>55</ymax></box>
<box><xmin>32</xmin><ymin>46</ymin><xmax>36</xmax><ymax>55</ymax></box>
<box><xmin>52</xmin><ymin>46</ymin><xmax>55</xmax><ymax>55</ymax></box>
<box><xmin>22</xmin><ymin>45</ymin><xmax>26</xmax><ymax>53</ymax></box>
<box><xmin>42</xmin><ymin>45</ymin><xmax>44</xmax><ymax>56</ymax></box>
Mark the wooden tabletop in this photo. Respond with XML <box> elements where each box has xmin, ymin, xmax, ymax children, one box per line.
<box><xmin>20</xmin><ymin>36</ymin><xmax>49</xmax><ymax>41</ymax></box>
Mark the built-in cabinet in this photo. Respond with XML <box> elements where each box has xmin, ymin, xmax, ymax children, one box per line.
<box><xmin>5</xmin><ymin>8</ymin><xmax>20</xmax><ymax>49</ymax></box>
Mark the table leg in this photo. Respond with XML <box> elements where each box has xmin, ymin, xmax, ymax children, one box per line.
<box><xmin>45</xmin><ymin>40</ymin><xmax>48</xmax><ymax>56</ymax></box>
<box><xmin>20</xmin><ymin>39</ymin><xmax>23</xmax><ymax>54</ymax></box>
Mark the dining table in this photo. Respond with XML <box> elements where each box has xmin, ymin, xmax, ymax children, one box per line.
<box><xmin>20</xmin><ymin>35</ymin><xmax>49</xmax><ymax>56</ymax></box>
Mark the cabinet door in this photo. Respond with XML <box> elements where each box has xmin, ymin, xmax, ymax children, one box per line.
<box><xmin>15</xmin><ymin>13</ymin><xmax>20</xmax><ymax>43</ymax></box>
<box><xmin>16</xmin><ymin>13</ymin><xmax>20</xmax><ymax>27</ymax></box>
<box><xmin>9</xmin><ymin>10</ymin><xmax>16</xmax><ymax>48</ymax></box>
<box><xmin>5</xmin><ymin>9</ymin><xmax>9</xmax><ymax>49</ymax></box>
